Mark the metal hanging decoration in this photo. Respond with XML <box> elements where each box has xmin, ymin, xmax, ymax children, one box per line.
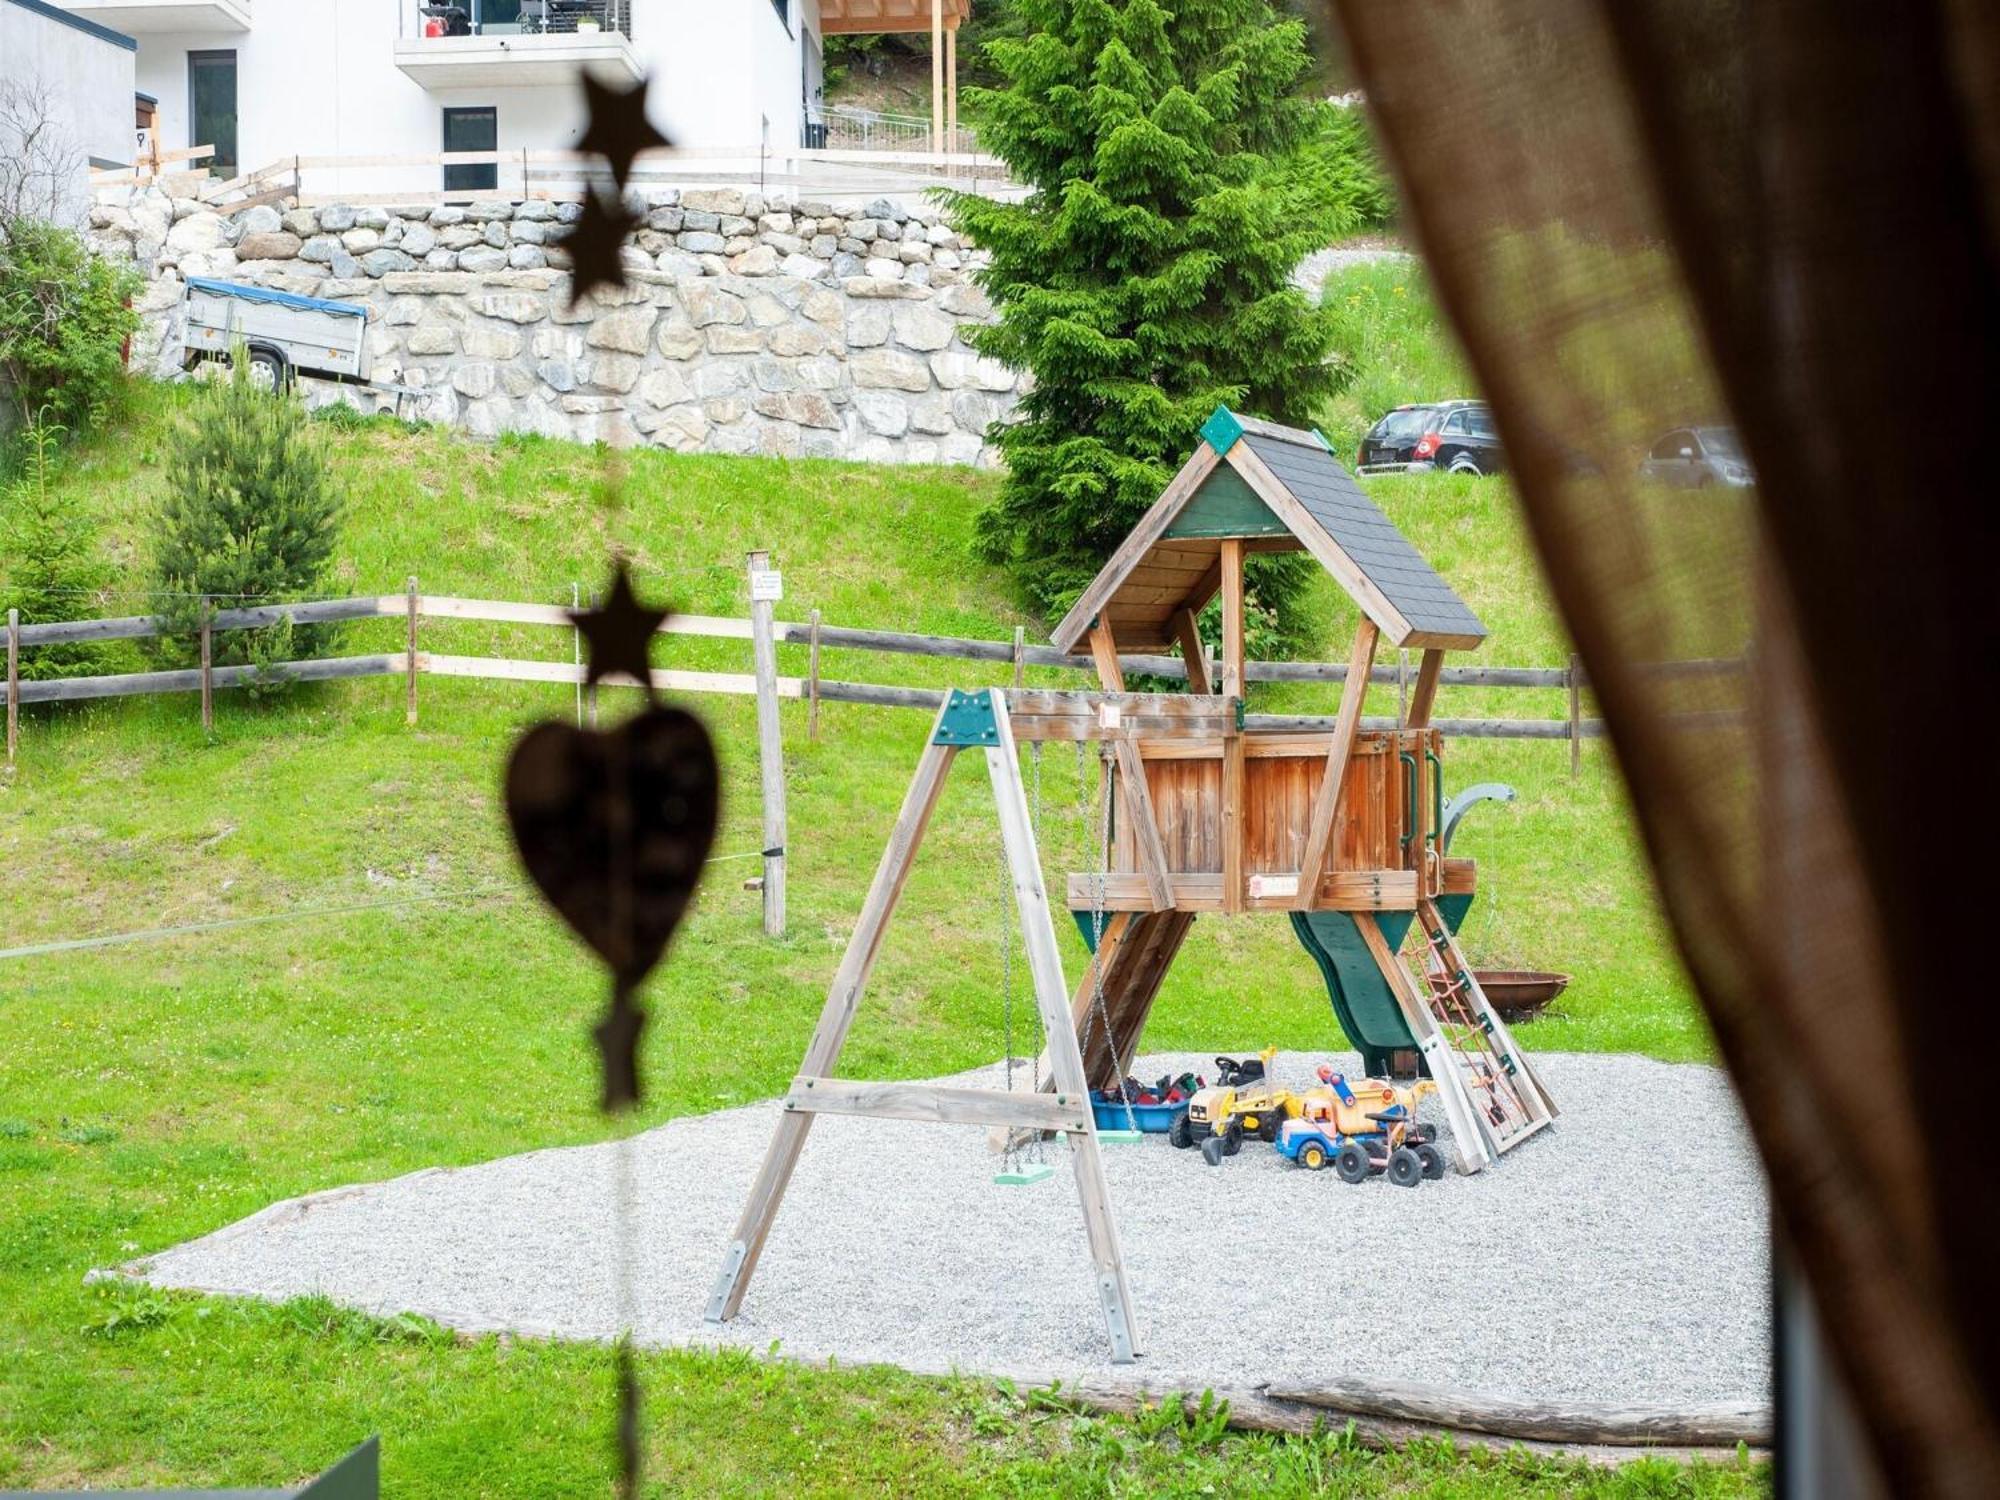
<box><xmin>502</xmin><ymin>77</ymin><xmax>695</xmax><ymax>1499</ymax></box>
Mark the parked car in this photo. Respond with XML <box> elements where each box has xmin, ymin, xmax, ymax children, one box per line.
<box><xmin>1638</xmin><ymin>425</ymin><xmax>1755</xmax><ymax>487</ymax></box>
<box><xmin>1356</xmin><ymin>400</ymin><xmax>1506</xmax><ymax>477</ymax></box>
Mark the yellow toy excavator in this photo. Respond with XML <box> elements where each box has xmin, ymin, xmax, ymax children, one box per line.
<box><xmin>1171</xmin><ymin>1048</ymin><xmax>1305</xmax><ymax>1164</ymax></box>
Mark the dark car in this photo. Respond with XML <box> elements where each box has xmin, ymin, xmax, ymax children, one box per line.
<box><xmin>1637</xmin><ymin>425</ymin><xmax>1755</xmax><ymax>488</ymax></box>
<box><xmin>1356</xmin><ymin>399</ymin><xmax>1506</xmax><ymax>477</ymax></box>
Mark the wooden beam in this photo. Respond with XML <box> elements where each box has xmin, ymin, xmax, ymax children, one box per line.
<box><xmin>787</xmin><ymin>1077</ymin><xmax>1091</xmax><ymax>1135</ymax></box>
<box><xmin>1087</xmin><ymin>619</ymin><xmax>1126</xmax><ymax>693</ymax></box>
<box><xmin>1295</xmin><ymin>619</ymin><xmax>1380</xmax><ymax>903</ymax></box>
<box><xmin>1406</xmin><ymin>647</ymin><xmax>1445</xmax><ymax>728</ymax></box>
<box><xmin>984</xmin><ymin>690</ymin><xmax>1141</xmax><ymax>1362</ymax></box>
<box><xmin>1065</xmin><ymin>870</ymin><xmax>1419</xmax><ymax>912</ymax></box>
<box><xmin>1173</xmin><ymin>607</ymin><xmax>1212</xmax><ymax>695</ymax></box>
<box><xmin>708</xmin><ymin>706</ymin><xmax>960</xmax><ymax>1324</ymax></box>
<box><xmin>1113</xmin><ymin>739</ymin><xmax>1173</xmax><ymax>910</ymax></box>
<box><xmin>1220</xmin><ymin>539</ymin><xmax>1246</xmax><ymax>914</ymax></box>
<box><xmin>930</xmin><ymin>0</ymin><xmax>944</xmax><ymax>154</ymax></box>
<box><xmin>945</xmin><ymin>20</ymin><xmax>959</xmax><ymax>155</ymax></box>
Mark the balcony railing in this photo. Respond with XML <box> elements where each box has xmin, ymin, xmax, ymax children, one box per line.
<box><xmin>810</xmin><ymin>105</ymin><xmax>978</xmax><ymax>156</ymax></box>
<box><xmin>408</xmin><ymin>0</ymin><xmax>631</xmax><ymax>40</ymax></box>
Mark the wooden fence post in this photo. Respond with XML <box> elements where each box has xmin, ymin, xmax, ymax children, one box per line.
<box><xmin>1397</xmin><ymin>647</ymin><xmax>1409</xmax><ymax>726</ymax></box>
<box><xmin>1012</xmin><ymin>624</ymin><xmax>1026</xmax><ymax>690</ymax></box>
<box><xmin>747</xmin><ymin>551</ymin><xmax>787</xmax><ymax>938</ymax></box>
<box><xmin>405</xmin><ymin>576</ymin><xmax>419</xmax><ymax>726</ymax></box>
<box><xmin>572</xmin><ymin>582</ymin><xmax>584</xmax><ymax>728</ymax></box>
<box><xmin>6</xmin><ymin>607</ymin><xmax>17</xmax><ymax>769</ymax></box>
<box><xmin>1567</xmin><ymin>652</ymin><xmax>1583</xmax><ymax>777</ymax></box>
<box><xmin>199</xmin><ymin>597</ymin><xmax>213</xmax><ymax>734</ymax></box>
<box><xmin>807</xmin><ymin>606</ymin><xmax>822</xmax><ymax>743</ymax></box>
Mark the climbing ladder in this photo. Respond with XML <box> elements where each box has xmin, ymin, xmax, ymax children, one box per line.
<box><xmin>1411</xmin><ymin>896</ymin><xmax>1557</xmax><ymax>1158</ymax></box>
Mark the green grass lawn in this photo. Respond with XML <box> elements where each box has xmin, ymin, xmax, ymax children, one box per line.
<box><xmin>0</xmin><ymin>383</ymin><xmax>1752</xmax><ymax>1495</ymax></box>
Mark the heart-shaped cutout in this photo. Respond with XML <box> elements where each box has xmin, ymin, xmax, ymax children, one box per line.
<box><xmin>504</xmin><ymin>706</ymin><xmax>720</xmax><ymax>985</ymax></box>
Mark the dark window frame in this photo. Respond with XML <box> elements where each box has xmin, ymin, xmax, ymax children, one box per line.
<box><xmin>443</xmin><ymin>106</ymin><xmax>499</xmax><ymax>193</ymax></box>
<box><xmin>186</xmin><ymin>48</ymin><xmax>238</xmax><ymax>179</ymax></box>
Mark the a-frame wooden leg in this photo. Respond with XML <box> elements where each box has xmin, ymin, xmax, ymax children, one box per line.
<box><xmin>986</xmin><ymin>689</ymin><xmax>1142</xmax><ymax>1363</ymax></box>
<box><xmin>707</xmin><ymin>710</ymin><xmax>960</xmax><ymax>1325</ymax></box>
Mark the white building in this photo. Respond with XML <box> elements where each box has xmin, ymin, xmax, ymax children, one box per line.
<box><xmin>56</xmin><ymin>0</ymin><xmax>836</xmax><ymax>191</ymax></box>
<box><xmin>0</xmin><ymin>0</ymin><xmax>139</xmax><ymax>221</ymax></box>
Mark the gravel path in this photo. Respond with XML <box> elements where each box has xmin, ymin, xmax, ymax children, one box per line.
<box><xmin>113</xmin><ymin>1050</ymin><xmax>1768</xmax><ymax>1408</ymax></box>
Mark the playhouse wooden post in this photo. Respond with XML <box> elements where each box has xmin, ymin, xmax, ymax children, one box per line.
<box><xmin>1296</xmin><ymin>619</ymin><xmax>1379</xmax><ymax>905</ymax></box>
<box><xmin>5</xmin><ymin>607</ymin><xmax>17</xmax><ymax>768</ymax></box>
<box><xmin>707</xmin><ymin>704</ymin><xmax>960</xmax><ymax>1325</ymax></box>
<box><xmin>1173</xmin><ymin>607</ymin><xmax>1212</xmax><ymax>695</ymax></box>
<box><xmin>1407</xmin><ymin>648</ymin><xmax>1445</xmax><ymax>728</ymax></box>
<box><xmin>1220</xmin><ymin>538</ymin><xmax>1247</xmax><ymax>913</ymax></box>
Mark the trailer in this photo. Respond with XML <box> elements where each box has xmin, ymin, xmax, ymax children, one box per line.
<box><xmin>180</xmin><ymin>277</ymin><xmax>423</xmax><ymax>418</ymax></box>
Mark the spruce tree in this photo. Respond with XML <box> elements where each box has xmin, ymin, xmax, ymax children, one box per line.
<box><xmin>0</xmin><ymin>412</ymin><xmax>114</xmax><ymax>679</ymax></box>
<box><xmin>151</xmin><ymin>356</ymin><xmax>342</xmax><ymax>675</ymax></box>
<box><xmin>947</xmin><ymin>0</ymin><xmax>1369</xmax><ymax>644</ymax></box>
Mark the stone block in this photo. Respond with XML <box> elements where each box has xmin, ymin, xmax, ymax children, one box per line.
<box><xmin>462</xmin><ymin>323</ymin><xmax>523</xmax><ymax>359</ymax></box>
<box><xmin>452</xmin><ymin>362</ymin><xmax>497</xmax><ymax>398</ymax></box>
<box><xmin>234</xmin><ymin>203</ymin><xmax>282</xmax><ymax>235</ymax></box>
<box><xmin>458</xmin><ymin>246</ymin><xmax>508</xmax><ymax>273</ymax></box>
<box><xmin>166</xmin><ymin>212</ymin><xmax>226</xmax><ymax>255</ymax></box>
<box><xmin>703</xmin><ymin>397</ymin><xmax>748</xmax><ymax>425</ymax></box>
<box><xmin>586</xmin><ymin>305</ymin><xmax>657</xmax><ymax>353</ymax></box>
<box><xmin>768</xmin><ymin>321</ymin><xmax>835</xmax><ymax>358</ymax></box>
<box><xmin>516</xmin><ymin>200</ymin><xmax>556</xmax><ymax>221</ymax></box>
<box><xmin>681</xmin><ymin>209</ymin><xmax>721</xmax><ymax>233</ymax></box>
<box><xmin>753</xmin><ymin>391</ymin><xmax>839</xmax><ymax>430</ymax></box>
<box><xmin>319</xmin><ymin>204</ymin><xmax>357</xmax><ymax>232</ymax></box>
<box><xmin>853</xmin><ymin>390</ymin><xmax>911</xmax><ymax>437</ymax></box>
<box><xmin>910</xmin><ymin>396</ymin><xmax>954</xmax><ymax>435</ymax></box>
<box><xmin>678</xmin><ymin>230</ymin><xmax>727</xmax><ymax>255</ymax></box>
<box><xmin>500</xmin><ymin>366</ymin><xmax>536</xmax><ymax>398</ymax></box>
<box><xmin>482</xmin><ymin>221</ymin><xmax>510</xmax><ymax>249</ymax></box>
<box><xmin>863</xmin><ymin>256</ymin><xmax>905</xmax><ymax>281</ymax></box>
<box><xmin>439</xmin><ymin>224</ymin><xmax>484</xmax><ymax>250</ymax></box>
<box><xmin>682</xmin><ymin>188</ymin><xmax>747</xmax><ymax>217</ymax></box>
<box><xmin>655</xmin><ymin>314</ymin><xmax>701</xmax><ymax>359</ymax></box>
<box><xmin>236</xmin><ymin>231</ymin><xmax>301</xmax><ymax>261</ymax></box>
<box><xmin>361</xmin><ymin>248</ymin><xmax>418</xmax><ymax>277</ymax></box>
<box><xmin>693</xmin><ymin>362</ymin><xmax>748</xmax><ymax>398</ymax></box>
<box><xmin>281</xmin><ymin>208</ymin><xmax>318</xmax><ymax>236</ymax></box>
<box><xmin>424</xmin><ymin>250</ymin><xmax>459</xmax><ymax>270</ymax></box>
<box><xmin>405</xmin><ymin>323</ymin><xmax>457</xmax><ymax>356</ymax></box>
<box><xmin>537</xmin><ymin>358</ymin><xmax>576</xmax><ymax>392</ymax></box>
<box><xmin>468</xmin><ymin>201</ymin><xmax>513</xmax><ymax>222</ymax></box>
<box><xmin>846</xmin><ymin>303</ymin><xmax>891</xmax><ymax>348</ymax></box>
<box><xmin>356</xmin><ymin>207</ymin><xmax>392</xmax><ymax>230</ymax></box>
<box><xmin>778</xmin><ymin>252</ymin><xmax>829</xmax><ymax>281</ymax></box>
<box><xmin>729</xmin><ymin>244</ymin><xmax>779</xmax><ymax>276</ymax></box>
<box><xmin>638</xmin><ymin>366</ymin><xmax>692</xmax><ymax>408</ymax></box>
<box><xmin>852</xmin><ymin>348</ymin><xmax>931</xmax><ymax>392</ymax></box>
<box><xmin>707</xmin><ymin>324</ymin><xmax>766</xmax><ymax>355</ymax></box>
<box><xmin>930</xmin><ymin>350</ymin><xmax>1016</xmax><ymax>392</ymax></box>
<box><xmin>560</xmin><ymin>394</ymin><xmax>625</xmax><ymax>414</ymax></box>
<box><xmin>400</xmin><ymin>222</ymin><xmax>438</xmax><ymax>257</ymax></box>
<box><xmin>800</xmin><ymin>284</ymin><xmax>843</xmax><ymax>328</ymax></box>
<box><xmin>680</xmin><ymin>282</ymin><xmax>746</xmax><ymax>328</ymax></box>
<box><xmin>471</xmin><ymin>290</ymin><xmax>546</xmax><ymax>323</ymax></box>
<box><xmin>587</xmin><ymin>351</ymin><xmax>644</xmax><ymax>393</ymax></box>
<box><xmin>891</xmin><ymin>302</ymin><xmax>954</xmax><ymax>352</ymax></box>
<box><xmin>511</xmin><ymin>220</ymin><xmax>550</xmax><ymax>245</ymax></box>
<box><xmin>508</xmin><ymin>245</ymin><xmax>548</xmax><ymax>270</ymax></box>
<box><xmin>647</xmin><ymin>206</ymin><xmax>685</xmax><ymax>233</ymax></box>
<box><xmin>938</xmin><ymin>281</ymin><xmax>992</xmax><ymax>318</ymax></box>
<box><xmin>431</xmin><ymin>206</ymin><xmax>467</xmax><ymax>225</ymax></box>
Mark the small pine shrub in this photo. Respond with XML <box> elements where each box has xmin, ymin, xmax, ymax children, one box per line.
<box><xmin>0</xmin><ymin>412</ymin><xmax>116</xmax><ymax>680</ymax></box>
<box><xmin>150</xmin><ymin>354</ymin><xmax>343</xmax><ymax>681</ymax></box>
<box><xmin>0</xmin><ymin>220</ymin><xmax>139</xmax><ymax>443</ymax></box>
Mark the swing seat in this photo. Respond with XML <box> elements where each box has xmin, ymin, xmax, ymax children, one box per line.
<box><xmin>1094</xmin><ymin>1128</ymin><xmax>1146</xmax><ymax>1144</ymax></box>
<box><xmin>992</xmin><ymin>1161</ymin><xmax>1057</xmax><ymax>1186</ymax></box>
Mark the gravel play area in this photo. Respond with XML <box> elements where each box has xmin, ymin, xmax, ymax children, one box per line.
<box><xmin>111</xmin><ymin>1050</ymin><xmax>1769</xmax><ymax>1408</ymax></box>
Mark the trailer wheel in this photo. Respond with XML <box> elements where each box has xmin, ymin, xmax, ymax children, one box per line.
<box><xmin>244</xmin><ymin>345</ymin><xmax>289</xmax><ymax>393</ymax></box>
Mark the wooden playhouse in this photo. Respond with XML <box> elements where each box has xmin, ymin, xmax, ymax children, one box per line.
<box><xmin>707</xmin><ymin>408</ymin><xmax>1557</xmax><ymax>1363</ymax></box>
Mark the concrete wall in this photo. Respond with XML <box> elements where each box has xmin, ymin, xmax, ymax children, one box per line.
<box><xmin>0</xmin><ymin>0</ymin><xmax>137</xmax><ymax>222</ymax></box>
<box><xmin>123</xmin><ymin>0</ymin><xmax>822</xmax><ymax>182</ymax></box>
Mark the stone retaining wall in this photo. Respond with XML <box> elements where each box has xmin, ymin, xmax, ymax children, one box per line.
<box><xmin>89</xmin><ymin>185</ymin><xmax>1019</xmax><ymax>465</ymax></box>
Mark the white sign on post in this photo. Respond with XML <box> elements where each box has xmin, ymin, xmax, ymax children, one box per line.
<box><xmin>750</xmin><ymin>570</ymin><xmax>784</xmax><ymax>603</ymax></box>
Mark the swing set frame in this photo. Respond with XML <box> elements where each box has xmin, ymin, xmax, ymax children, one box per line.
<box><xmin>704</xmin><ymin>686</ymin><xmax>1197</xmax><ymax>1362</ymax></box>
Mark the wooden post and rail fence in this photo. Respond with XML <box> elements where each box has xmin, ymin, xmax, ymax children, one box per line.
<box><xmin>3</xmin><ymin>555</ymin><xmax>1730</xmax><ymax>932</ymax></box>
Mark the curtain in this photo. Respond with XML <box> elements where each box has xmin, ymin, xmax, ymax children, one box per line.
<box><xmin>1316</xmin><ymin>2</ymin><xmax>2000</xmax><ymax>1493</ymax></box>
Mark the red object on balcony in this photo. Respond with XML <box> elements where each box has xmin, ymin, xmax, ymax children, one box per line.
<box><xmin>424</xmin><ymin>17</ymin><xmax>445</xmax><ymax>35</ymax></box>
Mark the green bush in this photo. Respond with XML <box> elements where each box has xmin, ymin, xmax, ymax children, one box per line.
<box><xmin>0</xmin><ymin>220</ymin><xmax>138</xmax><ymax>445</ymax></box>
<box><xmin>946</xmin><ymin>0</ymin><xmax>1362</xmax><ymax>652</ymax></box>
<box><xmin>1318</xmin><ymin>259</ymin><xmax>1475</xmax><ymax>454</ymax></box>
<box><xmin>149</xmin><ymin>355</ymin><xmax>343</xmax><ymax>680</ymax></box>
<box><xmin>0</xmin><ymin>412</ymin><xmax>116</xmax><ymax>679</ymax></box>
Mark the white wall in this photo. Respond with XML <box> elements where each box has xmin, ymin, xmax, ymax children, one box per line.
<box><xmin>126</xmin><ymin>0</ymin><xmax>816</xmax><ymax>191</ymax></box>
<box><xmin>0</xmin><ymin>0</ymin><xmax>137</xmax><ymax>220</ymax></box>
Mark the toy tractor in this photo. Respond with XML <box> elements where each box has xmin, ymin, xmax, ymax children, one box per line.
<box><xmin>1169</xmin><ymin>1050</ymin><xmax>1303</xmax><ymax>1165</ymax></box>
<box><xmin>1276</xmin><ymin>1069</ymin><xmax>1446</xmax><ymax>1186</ymax></box>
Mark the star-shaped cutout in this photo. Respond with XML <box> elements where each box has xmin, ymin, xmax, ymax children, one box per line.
<box><xmin>593</xmin><ymin>1000</ymin><xmax>645</xmax><ymax>1113</ymax></box>
<box><xmin>564</xmin><ymin>187</ymin><xmax>642</xmax><ymax>308</ymax></box>
<box><xmin>572</xmin><ymin>564</ymin><xmax>667</xmax><ymax>691</ymax></box>
<box><xmin>578</xmin><ymin>73</ymin><xmax>668</xmax><ymax>187</ymax></box>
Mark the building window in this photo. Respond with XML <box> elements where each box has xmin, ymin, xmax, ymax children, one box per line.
<box><xmin>443</xmin><ymin>107</ymin><xmax>498</xmax><ymax>192</ymax></box>
<box><xmin>187</xmin><ymin>50</ymin><xmax>237</xmax><ymax>178</ymax></box>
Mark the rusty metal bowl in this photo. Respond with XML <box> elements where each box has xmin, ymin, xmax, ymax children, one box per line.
<box><xmin>1472</xmin><ymin>969</ymin><xmax>1570</xmax><ymax>1021</ymax></box>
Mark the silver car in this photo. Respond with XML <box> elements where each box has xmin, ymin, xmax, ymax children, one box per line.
<box><xmin>1638</xmin><ymin>426</ymin><xmax>1755</xmax><ymax>487</ymax></box>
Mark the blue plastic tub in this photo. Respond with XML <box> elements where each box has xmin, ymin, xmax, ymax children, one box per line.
<box><xmin>1090</xmin><ymin>1097</ymin><xmax>1183</xmax><ymax>1133</ymax></box>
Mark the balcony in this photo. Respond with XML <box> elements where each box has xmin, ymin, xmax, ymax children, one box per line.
<box><xmin>62</xmin><ymin>0</ymin><xmax>252</xmax><ymax>32</ymax></box>
<box><xmin>394</xmin><ymin>0</ymin><xmax>640</xmax><ymax>90</ymax></box>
